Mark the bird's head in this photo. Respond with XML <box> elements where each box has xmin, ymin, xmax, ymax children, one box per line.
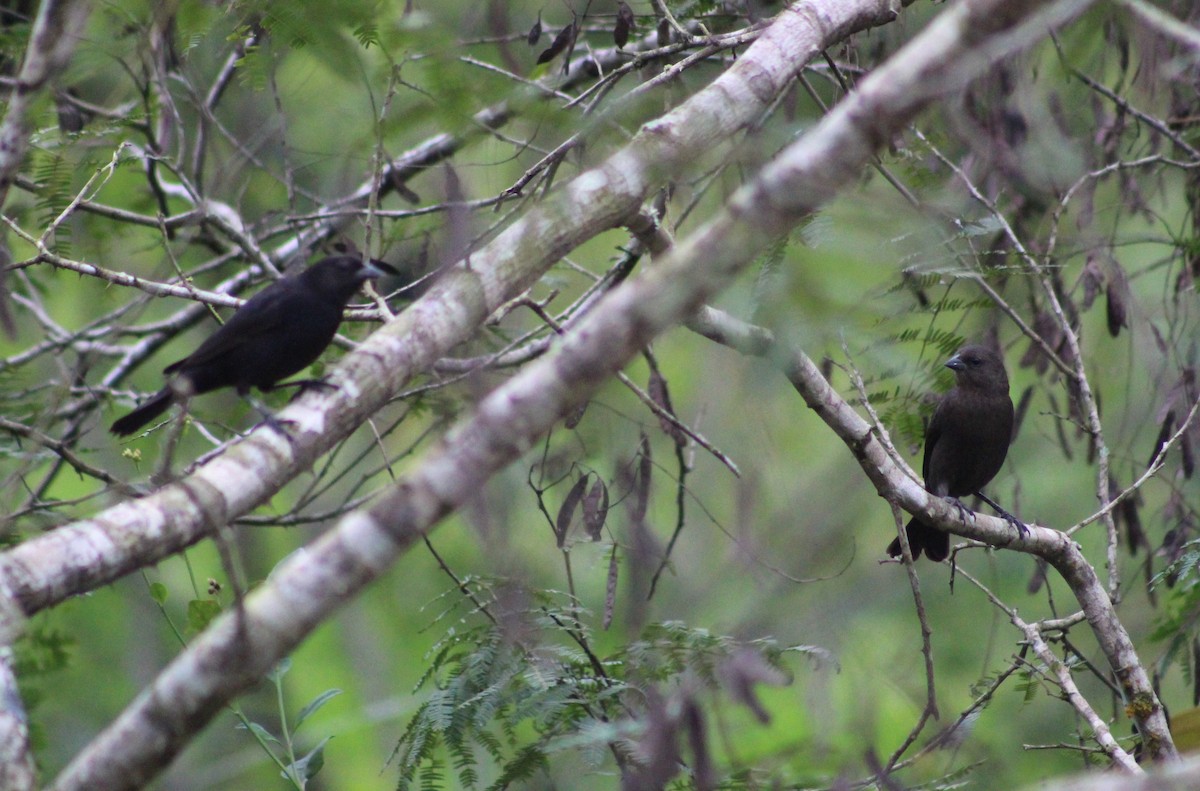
<box><xmin>300</xmin><ymin>256</ymin><xmax>399</xmax><ymax>303</ymax></box>
<box><xmin>945</xmin><ymin>344</ymin><xmax>1009</xmax><ymax>391</ymax></box>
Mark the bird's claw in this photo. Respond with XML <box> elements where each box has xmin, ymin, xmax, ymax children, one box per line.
<box><xmin>999</xmin><ymin>510</ymin><xmax>1029</xmax><ymax>540</ymax></box>
<box><xmin>258</xmin><ymin>413</ymin><xmax>298</xmax><ymax>443</ymax></box>
<box><xmin>946</xmin><ymin>496</ymin><xmax>974</xmax><ymax>522</ymax></box>
<box><xmin>272</xmin><ymin>377</ymin><xmax>337</xmax><ymax>399</ymax></box>
<box><xmin>297</xmin><ymin>378</ymin><xmax>337</xmax><ymax>394</ymax></box>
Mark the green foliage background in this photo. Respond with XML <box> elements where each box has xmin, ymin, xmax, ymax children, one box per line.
<box><xmin>2</xmin><ymin>0</ymin><xmax>1198</xmax><ymax>789</ymax></box>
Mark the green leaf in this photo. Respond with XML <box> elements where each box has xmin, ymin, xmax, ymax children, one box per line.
<box><xmin>267</xmin><ymin>657</ymin><xmax>293</xmax><ymax>683</ymax></box>
<box><xmin>237</xmin><ymin>720</ymin><xmax>280</xmax><ymax>745</ymax></box>
<box><xmin>353</xmin><ymin>22</ymin><xmax>379</xmax><ymax>48</ymax></box>
<box><xmin>149</xmin><ymin>582</ymin><xmax>168</xmax><ymax>605</ymax></box>
<box><xmin>486</xmin><ymin>744</ymin><xmax>548</xmax><ymax>791</ymax></box>
<box><xmin>13</xmin><ymin>619</ymin><xmax>75</xmax><ymax>679</ymax></box>
<box><xmin>185</xmin><ymin>599</ymin><xmax>222</xmax><ymax>634</ymax></box>
<box><xmin>285</xmin><ymin>736</ymin><xmax>331</xmax><ymax>782</ymax></box>
<box><xmin>294</xmin><ymin>688</ymin><xmax>342</xmax><ymax>731</ymax></box>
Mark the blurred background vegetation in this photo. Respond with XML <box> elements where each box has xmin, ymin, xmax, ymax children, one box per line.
<box><xmin>3</xmin><ymin>0</ymin><xmax>1200</xmax><ymax>788</ymax></box>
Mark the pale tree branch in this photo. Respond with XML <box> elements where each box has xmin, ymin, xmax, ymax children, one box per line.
<box><xmin>0</xmin><ymin>645</ymin><xmax>34</xmax><ymax>791</ymax></box>
<box><xmin>0</xmin><ymin>0</ymin><xmax>912</xmax><ymax>624</ymax></box>
<box><xmin>0</xmin><ymin>1</ymin><xmax>94</xmax><ymax>781</ymax></box>
<box><xmin>1115</xmin><ymin>0</ymin><xmax>1200</xmax><ymax>51</ymax></box>
<box><xmin>268</xmin><ymin>9</ymin><xmax>768</xmax><ymax>262</ymax></box>
<box><xmin>694</xmin><ymin>303</ymin><xmax>1173</xmax><ymax>765</ymax></box>
<box><xmin>1</xmin><ymin>3</ymin><xmax>790</xmax><ymax>442</ymax></box>
<box><xmin>44</xmin><ymin>1</ymin><xmax>1123</xmax><ymax>787</ymax></box>
<box><xmin>955</xmin><ymin>566</ymin><xmax>1137</xmax><ymax>770</ymax></box>
<box><xmin>1033</xmin><ymin>755</ymin><xmax>1200</xmax><ymax>791</ymax></box>
<box><xmin>0</xmin><ymin>0</ymin><xmax>93</xmax><ymax>202</ymax></box>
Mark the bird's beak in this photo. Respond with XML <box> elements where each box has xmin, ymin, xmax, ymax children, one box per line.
<box><xmin>945</xmin><ymin>353</ymin><xmax>964</xmax><ymax>372</ymax></box>
<box><xmin>360</xmin><ymin>259</ymin><xmax>399</xmax><ymax>280</ymax></box>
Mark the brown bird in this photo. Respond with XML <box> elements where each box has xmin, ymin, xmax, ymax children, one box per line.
<box><xmin>887</xmin><ymin>344</ymin><xmax>1023</xmax><ymax>562</ymax></box>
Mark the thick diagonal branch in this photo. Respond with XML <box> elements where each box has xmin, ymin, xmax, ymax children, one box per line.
<box><xmin>0</xmin><ymin>0</ymin><xmax>912</xmax><ymax>624</ymax></box>
<box><xmin>48</xmin><ymin>2</ymin><xmax>1117</xmax><ymax>788</ymax></box>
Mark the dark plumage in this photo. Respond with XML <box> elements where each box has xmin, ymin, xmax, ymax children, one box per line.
<box><xmin>887</xmin><ymin>344</ymin><xmax>1016</xmax><ymax>562</ymax></box>
<box><xmin>111</xmin><ymin>256</ymin><xmax>392</xmax><ymax>436</ymax></box>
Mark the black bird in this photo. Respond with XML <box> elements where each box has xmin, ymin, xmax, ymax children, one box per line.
<box><xmin>887</xmin><ymin>344</ymin><xmax>1021</xmax><ymax>562</ymax></box>
<box><xmin>111</xmin><ymin>256</ymin><xmax>393</xmax><ymax>436</ymax></box>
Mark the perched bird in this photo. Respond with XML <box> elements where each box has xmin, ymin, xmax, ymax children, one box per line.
<box><xmin>111</xmin><ymin>255</ymin><xmax>394</xmax><ymax>436</ymax></box>
<box><xmin>887</xmin><ymin>344</ymin><xmax>1021</xmax><ymax>562</ymax></box>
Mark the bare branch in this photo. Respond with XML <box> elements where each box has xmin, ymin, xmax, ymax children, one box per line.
<box><xmin>1</xmin><ymin>0</ymin><xmax>911</xmax><ymax>621</ymax></box>
<box><xmin>42</xmin><ymin>2</ymin><xmax>1127</xmax><ymax>786</ymax></box>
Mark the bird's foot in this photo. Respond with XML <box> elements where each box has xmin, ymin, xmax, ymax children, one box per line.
<box><xmin>973</xmin><ymin>491</ymin><xmax>1029</xmax><ymax>541</ymax></box>
<box><xmin>259</xmin><ymin>413</ymin><xmax>299</xmax><ymax>443</ymax></box>
<box><xmin>264</xmin><ymin>377</ymin><xmax>337</xmax><ymax>398</ymax></box>
<box><xmin>945</xmin><ymin>496</ymin><xmax>974</xmax><ymax>523</ymax></box>
<box><xmin>293</xmin><ymin>377</ymin><xmax>337</xmax><ymax>395</ymax></box>
<box><xmin>997</xmin><ymin>507</ymin><xmax>1029</xmax><ymax>540</ymax></box>
<box><xmin>245</xmin><ymin>395</ymin><xmax>297</xmax><ymax>443</ymax></box>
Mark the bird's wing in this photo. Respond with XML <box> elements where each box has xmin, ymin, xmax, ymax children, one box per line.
<box><xmin>164</xmin><ymin>285</ymin><xmax>292</xmax><ymax>374</ymax></box>
<box><xmin>921</xmin><ymin>397</ymin><xmax>948</xmax><ymax>484</ymax></box>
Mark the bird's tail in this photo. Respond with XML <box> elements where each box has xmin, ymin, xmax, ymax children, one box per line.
<box><xmin>886</xmin><ymin>517</ymin><xmax>950</xmax><ymax>562</ymax></box>
<box><xmin>111</xmin><ymin>388</ymin><xmax>175</xmax><ymax>436</ymax></box>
